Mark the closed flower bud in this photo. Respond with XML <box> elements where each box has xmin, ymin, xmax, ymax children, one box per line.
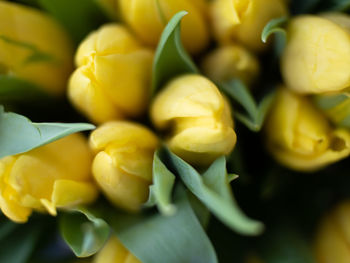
<box><xmin>210</xmin><ymin>0</ymin><xmax>287</xmax><ymax>52</ymax></box>
<box><xmin>282</xmin><ymin>14</ymin><xmax>350</xmax><ymax>94</ymax></box>
<box><xmin>68</xmin><ymin>24</ymin><xmax>153</xmax><ymax>124</ymax></box>
<box><xmin>314</xmin><ymin>201</ymin><xmax>350</xmax><ymax>263</ymax></box>
<box><xmin>265</xmin><ymin>88</ymin><xmax>350</xmax><ymax>172</ymax></box>
<box><xmin>150</xmin><ymin>74</ymin><xmax>236</xmax><ymax>166</ymax></box>
<box><xmin>89</xmin><ymin>121</ymin><xmax>159</xmax><ymax>212</ymax></box>
<box><xmin>201</xmin><ymin>44</ymin><xmax>259</xmax><ymax>85</ymax></box>
<box><xmin>117</xmin><ymin>0</ymin><xmax>209</xmax><ymax>54</ymax></box>
<box><xmin>0</xmin><ymin>2</ymin><xmax>73</xmax><ymax>96</ymax></box>
<box><xmin>0</xmin><ymin>134</ymin><xmax>98</xmax><ymax>223</ymax></box>
<box><xmin>94</xmin><ymin>236</ymin><xmax>140</xmax><ymax>263</ymax></box>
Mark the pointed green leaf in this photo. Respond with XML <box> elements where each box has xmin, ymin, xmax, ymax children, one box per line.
<box><xmin>59</xmin><ymin>207</ymin><xmax>110</xmax><ymax>257</ymax></box>
<box><xmin>0</xmin><ymin>106</ymin><xmax>95</xmax><ymax>158</ymax></box>
<box><xmin>164</xmin><ymin>149</ymin><xmax>264</xmax><ymax>236</ymax></box>
<box><xmin>219</xmin><ymin>80</ymin><xmax>275</xmax><ymax>132</ymax></box>
<box><xmin>151</xmin><ymin>11</ymin><xmax>199</xmax><ymax>94</ymax></box>
<box><xmin>144</xmin><ymin>151</ymin><xmax>176</xmax><ymax>216</ymax></box>
<box><xmin>107</xmin><ymin>185</ymin><xmax>218</xmax><ymax>263</ymax></box>
<box><xmin>261</xmin><ymin>16</ymin><xmax>288</xmax><ymax>43</ymax></box>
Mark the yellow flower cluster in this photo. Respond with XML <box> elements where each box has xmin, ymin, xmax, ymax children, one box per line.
<box><xmin>264</xmin><ymin>12</ymin><xmax>350</xmax><ymax>171</ymax></box>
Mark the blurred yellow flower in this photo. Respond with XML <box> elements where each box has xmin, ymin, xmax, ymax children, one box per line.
<box><xmin>282</xmin><ymin>14</ymin><xmax>350</xmax><ymax>94</ymax></box>
<box><xmin>314</xmin><ymin>201</ymin><xmax>350</xmax><ymax>263</ymax></box>
<box><xmin>0</xmin><ymin>1</ymin><xmax>74</xmax><ymax>96</ymax></box>
<box><xmin>151</xmin><ymin>74</ymin><xmax>236</xmax><ymax>166</ymax></box>
<box><xmin>89</xmin><ymin>121</ymin><xmax>159</xmax><ymax>212</ymax></box>
<box><xmin>117</xmin><ymin>0</ymin><xmax>209</xmax><ymax>54</ymax></box>
<box><xmin>201</xmin><ymin>44</ymin><xmax>259</xmax><ymax>85</ymax></box>
<box><xmin>0</xmin><ymin>134</ymin><xmax>97</xmax><ymax>223</ymax></box>
<box><xmin>265</xmin><ymin>88</ymin><xmax>350</xmax><ymax>172</ymax></box>
<box><xmin>210</xmin><ymin>0</ymin><xmax>287</xmax><ymax>52</ymax></box>
<box><xmin>68</xmin><ymin>24</ymin><xmax>153</xmax><ymax>124</ymax></box>
<box><xmin>94</xmin><ymin>236</ymin><xmax>140</xmax><ymax>263</ymax></box>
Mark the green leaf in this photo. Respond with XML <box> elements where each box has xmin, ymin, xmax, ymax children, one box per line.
<box><xmin>144</xmin><ymin>151</ymin><xmax>176</xmax><ymax>216</ymax></box>
<box><xmin>151</xmin><ymin>11</ymin><xmax>199</xmax><ymax>94</ymax></box>
<box><xmin>261</xmin><ymin>17</ymin><xmax>288</xmax><ymax>43</ymax></box>
<box><xmin>38</xmin><ymin>0</ymin><xmax>109</xmax><ymax>44</ymax></box>
<box><xmin>313</xmin><ymin>92</ymin><xmax>350</xmax><ymax>128</ymax></box>
<box><xmin>107</xmin><ymin>185</ymin><xmax>218</xmax><ymax>263</ymax></box>
<box><xmin>0</xmin><ymin>219</ymin><xmax>42</xmax><ymax>263</ymax></box>
<box><xmin>0</xmin><ymin>35</ymin><xmax>56</xmax><ymax>65</ymax></box>
<box><xmin>0</xmin><ymin>106</ymin><xmax>95</xmax><ymax>158</ymax></box>
<box><xmin>59</xmin><ymin>207</ymin><xmax>110</xmax><ymax>257</ymax></box>
<box><xmin>164</xmin><ymin>149</ymin><xmax>264</xmax><ymax>236</ymax></box>
<box><xmin>0</xmin><ymin>75</ymin><xmax>50</xmax><ymax>103</ymax></box>
<box><xmin>219</xmin><ymin>79</ymin><xmax>275</xmax><ymax>132</ymax></box>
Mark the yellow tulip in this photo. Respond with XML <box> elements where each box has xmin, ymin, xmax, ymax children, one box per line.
<box><xmin>0</xmin><ymin>134</ymin><xmax>98</xmax><ymax>223</ymax></box>
<box><xmin>151</xmin><ymin>74</ymin><xmax>236</xmax><ymax>166</ymax></box>
<box><xmin>94</xmin><ymin>236</ymin><xmax>140</xmax><ymax>263</ymax></box>
<box><xmin>0</xmin><ymin>1</ymin><xmax>73</xmax><ymax>96</ymax></box>
<box><xmin>201</xmin><ymin>44</ymin><xmax>259</xmax><ymax>85</ymax></box>
<box><xmin>282</xmin><ymin>13</ymin><xmax>350</xmax><ymax>94</ymax></box>
<box><xmin>265</xmin><ymin>88</ymin><xmax>350</xmax><ymax>172</ymax></box>
<box><xmin>89</xmin><ymin>121</ymin><xmax>159</xmax><ymax>212</ymax></box>
<box><xmin>68</xmin><ymin>24</ymin><xmax>153</xmax><ymax>124</ymax></box>
<box><xmin>210</xmin><ymin>0</ymin><xmax>287</xmax><ymax>52</ymax></box>
<box><xmin>314</xmin><ymin>201</ymin><xmax>350</xmax><ymax>263</ymax></box>
<box><xmin>117</xmin><ymin>0</ymin><xmax>209</xmax><ymax>54</ymax></box>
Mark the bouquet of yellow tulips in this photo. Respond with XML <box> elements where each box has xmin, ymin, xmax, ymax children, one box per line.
<box><xmin>1</xmin><ymin>0</ymin><xmax>350</xmax><ymax>262</ymax></box>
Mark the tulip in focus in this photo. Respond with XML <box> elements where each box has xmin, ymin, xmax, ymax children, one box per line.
<box><xmin>0</xmin><ymin>134</ymin><xmax>98</xmax><ymax>223</ymax></box>
<box><xmin>68</xmin><ymin>24</ymin><xmax>153</xmax><ymax>124</ymax></box>
<box><xmin>314</xmin><ymin>201</ymin><xmax>350</xmax><ymax>263</ymax></box>
<box><xmin>94</xmin><ymin>236</ymin><xmax>140</xmax><ymax>263</ymax></box>
<box><xmin>282</xmin><ymin>13</ymin><xmax>350</xmax><ymax>94</ymax></box>
<box><xmin>117</xmin><ymin>0</ymin><xmax>209</xmax><ymax>54</ymax></box>
<box><xmin>151</xmin><ymin>74</ymin><xmax>236</xmax><ymax>166</ymax></box>
<box><xmin>89</xmin><ymin>121</ymin><xmax>159</xmax><ymax>212</ymax></box>
<box><xmin>210</xmin><ymin>0</ymin><xmax>287</xmax><ymax>52</ymax></box>
<box><xmin>265</xmin><ymin>88</ymin><xmax>350</xmax><ymax>172</ymax></box>
<box><xmin>201</xmin><ymin>44</ymin><xmax>259</xmax><ymax>85</ymax></box>
<box><xmin>0</xmin><ymin>1</ymin><xmax>73</xmax><ymax>96</ymax></box>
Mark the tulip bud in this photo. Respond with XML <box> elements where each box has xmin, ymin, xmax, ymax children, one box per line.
<box><xmin>314</xmin><ymin>201</ymin><xmax>350</xmax><ymax>263</ymax></box>
<box><xmin>265</xmin><ymin>88</ymin><xmax>350</xmax><ymax>172</ymax></box>
<box><xmin>201</xmin><ymin>44</ymin><xmax>259</xmax><ymax>85</ymax></box>
<box><xmin>68</xmin><ymin>24</ymin><xmax>153</xmax><ymax>124</ymax></box>
<box><xmin>150</xmin><ymin>74</ymin><xmax>236</xmax><ymax>166</ymax></box>
<box><xmin>282</xmin><ymin>13</ymin><xmax>350</xmax><ymax>94</ymax></box>
<box><xmin>94</xmin><ymin>236</ymin><xmax>140</xmax><ymax>263</ymax></box>
<box><xmin>210</xmin><ymin>0</ymin><xmax>287</xmax><ymax>52</ymax></box>
<box><xmin>117</xmin><ymin>0</ymin><xmax>209</xmax><ymax>54</ymax></box>
<box><xmin>0</xmin><ymin>1</ymin><xmax>73</xmax><ymax>96</ymax></box>
<box><xmin>89</xmin><ymin>121</ymin><xmax>159</xmax><ymax>212</ymax></box>
<box><xmin>0</xmin><ymin>134</ymin><xmax>98</xmax><ymax>223</ymax></box>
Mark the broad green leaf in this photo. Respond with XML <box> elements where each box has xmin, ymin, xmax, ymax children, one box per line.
<box><xmin>0</xmin><ymin>219</ymin><xmax>42</xmax><ymax>263</ymax></box>
<box><xmin>0</xmin><ymin>220</ymin><xmax>17</xmax><ymax>241</ymax></box>
<box><xmin>144</xmin><ymin>151</ymin><xmax>176</xmax><ymax>216</ymax></box>
<box><xmin>0</xmin><ymin>106</ymin><xmax>95</xmax><ymax>158</ymax></box>
<box><xmin>313</xmin><ymin>92</ymin><xmax>350</xmax><ymax>128</ymax></box>
<box><xmin>261</xmin><ymin>17</ymin><xmax>287</xmax><ymax>43</ymax></box>
<box><xmin>38</xmin><ymin>0</ymin><xmax>109</xmax><ymax>44</ymax></box>
<box><xmin>164</xmin><ymin>149</ymin><xmax>264</xmax><ymax>236</ymax></box>
<box><xmin>315</xmin><ymin>0</ymin><xmax>350</xmax><ymax>11</ymax></box>
<box><xmin>107</xmin><ymin>185</ymin><xmax>218</xmax><ymax>263</ymax></box>
<box><xmin>151</xmin><ymin>11</ymin><xmax>199</xmax><ymax>94</ymax></box>
<box><xmin>220</xmin><ymin>79</ymin><xmax>275</xmax><ymax>132</ymax></box>
<box><xmin>0</xmin><ymin>75</ymin><xmax>50</xmax><ymax>103</ymax></box>
<box><xmin>0</xmin><ymin>35</ymin><xmax>56</xmax><ymax>65</ymax></box>
<box><xmin>59</xmin><ymin>207</ymin><xmax>110</xmax><ymax>257</ymax></box>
